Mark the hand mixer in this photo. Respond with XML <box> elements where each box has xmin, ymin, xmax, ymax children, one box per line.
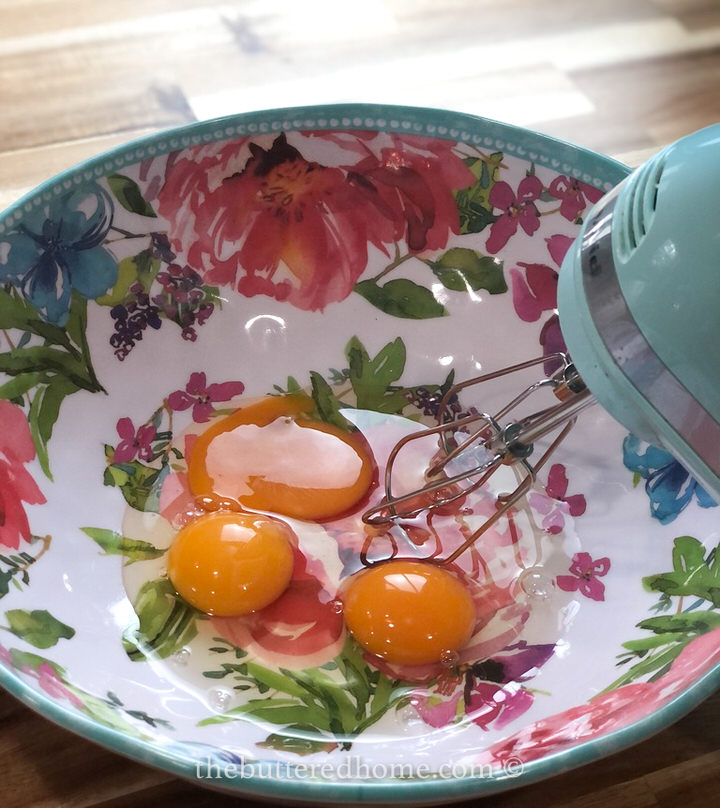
<box><xmin>362</xmin><ymin>125</ymin><xmax>720</xmax><ymax>564</ymax></box>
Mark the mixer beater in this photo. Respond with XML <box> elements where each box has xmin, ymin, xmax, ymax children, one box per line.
<box><xmin>362</xmin><ymin>353</ymin><xmax>593</xmax><ymax>565</ymax></box>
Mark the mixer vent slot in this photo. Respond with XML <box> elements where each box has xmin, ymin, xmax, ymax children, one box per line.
<box><xmin>617</xmin><ymin>150</ymin><xmax>668</xmax><ymax>260</ymax></box>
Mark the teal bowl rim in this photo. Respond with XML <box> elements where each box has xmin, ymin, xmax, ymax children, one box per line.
<box><xmin>0</xmin><ymin>102</ymin><xmax>629</xmax><ymax>234</ymax></box>
<box><xmin>2</xmin><ymin>102</ymin><xmax>715</xmax><ymax>803</ymax></box>
<box><xmin>1</xmin><ymin>648</ymin><xmax>718</xmax><ymax>802</ymax></box>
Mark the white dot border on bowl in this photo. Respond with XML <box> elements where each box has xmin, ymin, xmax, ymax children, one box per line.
<box><xmin>0</xmin><ymin>111</ymin><xmax>625</xmax><ymax>232</ymax></box>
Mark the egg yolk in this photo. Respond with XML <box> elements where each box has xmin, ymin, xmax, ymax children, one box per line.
<box><xmin>342</xmin><ymin>561</ymin><xmax>476</xmax><ymax>666</ymax></box>
<box><xmin>187</xmin><ymin>395</ymin><xmax>374</xmax><ymax>521</ymax></box>
<box><xmin>167</xmin><ymin>511</ymin><xmax>295</xmax><ymax>616</ymax></box>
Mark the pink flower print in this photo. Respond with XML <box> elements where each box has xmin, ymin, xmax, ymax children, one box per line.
<box><xmin>0</xmin><ymin>644</ymin><xmax>84</xmax><ymax>710</ymax></box>
<box><xmin>482</xmin><ymin>681</ymin><xmax>649</xmax><ymax>767</ymax></box>
<box><xmin>466</xmin><ymin>682</ymin><xmax>535</xmax><ymax>731</ymax></box>
<box><xmin>659</xmin><ymin>626</ymin><xmax>720</xmax><ymax>691</ymax></box>
<box><xmin>529</xmin><ymin>464</ymin><xmax>587</xmax><ymax>534</ymax></box>
<box><xmin>412</xmin><ymin>681</ymin><xmax>534</xmax><ymax>732</ymax></box>
<box><xmin>0</xmin><ymin>643</ymin><xmax>12</xmax><ymax>667</ymax></box>
<box><xmin>511</xmin><ymin>230</ymin><xmax>576</xmax><ymax>325</ymax></box>
<box><xmin>539</xmin><ymin>314</ymin><xmax>567</xmax><ymax>375</ymax></box>
<box><xmin>167</xmin><ymin>372</ymin><xmax>245</xmax><ymax>423</ymax></box>
<box><xmin>540</xmin><ymin>234</ymin><xmax>572</xmax><ymax>374</ymax></box>
<box><xmin>493</xmin><ymin>686</ymin><xmax>535</xmax><ymax>730</ymax></box>
<box><xmin>546</xmin><ymin>463</ymin><xmax>586</xmax><ymax>515</ymax></box>
<box><xmin>546</xmin><ymin>234</ymin><xmax>574</xmax><ymax>268</ymax></box>
<box><xmin>213</xmin><ymin>544</ymin><xmax>345</xmax><ymax>671</ymax></box>
<box><xmin>556</xmin><ymin>552</ymin><xmax>610</xmax><ymax>601</ymax></box>
<box><xmin>548</xmin><ymin>176</ymin><xmax>604</xmax><ymax>221</ymax></box>
<box><xmin>486</xmin><ymin>175</ymin><xmax>543</xmax><ymax>254</ymax></box>
<box><xmin>159</xmin><ymin>470</ymin><xmax>196</xmax><ymax>528</ymax></box>
<box><xmin>345</xmin><ymin>134</ymin><xmax>475</xmax><ymax>253</ymax></box>
<box><xmin>510</xmin><ymin>262</ymin><xmax>558</xmax><ymax>322</ymax></box>
<box><xmin>410</xmin><ymin>641</ymin><xmax>553</xmax><ymax>732</ymax></box>
<box><xmin>411</xmin><ymin>690</ymin><xmax>463</xmax><ymax>728</ymax></box>
<box><xmin>0</xmin><ymin>400</ymin><xmax>46</xmax><ymax>549</ymax></box>
<box><xmin>528</xmin><ymin>492</ymin><xmax>568</xmax><ymax>533</ymax></box>
<box><xmin>113</xmin><ymin>418</ymin><xmax>157</xmax><ymax>463</ymax></box>
<box><xmin>34</xmin><ymin>662</ymin><xmax>84</xmax><ymax>709</ymax></box>
<box><xmin>481</xmin><ymin>627</ymin><xmax>720</xmax><ymax>767</ymax></box>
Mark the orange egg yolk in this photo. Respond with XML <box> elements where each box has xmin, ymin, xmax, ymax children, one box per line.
<box><xmin>342</xmin><ymin>561</ymin><xmax>476</xmax><ymax>666</ymax></box>
<box><xmin>187</xmin><ymin>395</ymin><xmax>374</xmax><ymax>521</ymax></box>
<box><xmin>167</xmin><ymin>511</ymin><xmax>295</xmax><ymax>616</ymax></box>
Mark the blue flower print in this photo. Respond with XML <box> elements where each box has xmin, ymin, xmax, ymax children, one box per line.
<box><xmin>0</xmin><ymin>183</ymin><xmax>117</xmax><ymax>324</ymax></box>
<box><xmin>623</xmin><ymin>434</ymin><xmax>717</xmax><ymax>524</ymax></box>
<box><xmin>162</xmin><ymin>740</ymin><xmax>245</xmax><ymax>769</ymax></box>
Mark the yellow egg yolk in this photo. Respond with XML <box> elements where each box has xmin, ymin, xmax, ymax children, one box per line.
<box><xmin>342</xmin><ymin>561</ymin><xmax>476</xmax><ymax>666</ymax></box>
<box><xmin>186</xmin><ymin>395</ymin><xmax>374</xmax><ymax>521</ymax></box>
<box><xmin>167</xmin><ymin>511</ymin><xmax>295</xmax><ymax>616</ymax></box>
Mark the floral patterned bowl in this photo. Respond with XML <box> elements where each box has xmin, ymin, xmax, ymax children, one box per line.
<box><xmin>1</xmin><ymin>105</ymin><xmax>718</xmax><ymax>804</ymax></box>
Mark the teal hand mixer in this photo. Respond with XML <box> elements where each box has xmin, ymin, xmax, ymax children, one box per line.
<box><xmin>363</xmin><ymin>125</ymin><xmax>720</xmax><ymax>561</ymax></box>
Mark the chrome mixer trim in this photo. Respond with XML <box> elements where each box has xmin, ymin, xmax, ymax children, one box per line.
<box><xmin>580</xmin><ymin>190</ymin><xmax>720</xmax><ymax>476</ymax></box>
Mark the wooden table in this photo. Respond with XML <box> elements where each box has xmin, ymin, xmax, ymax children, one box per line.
<box><xmin>2</xmin><ymin>1</ymin><xmax>720</xmax><ymax>805</ymax></box>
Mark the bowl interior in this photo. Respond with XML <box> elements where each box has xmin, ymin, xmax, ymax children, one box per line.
<box><xmin>0</xmin><ymin>105</ymin><xmax>718</xmax><ymax>804</ymax></box>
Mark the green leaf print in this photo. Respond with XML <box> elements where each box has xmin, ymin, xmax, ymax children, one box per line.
<box><xmin>4</xmin><ymin>609</ymin><xmax>75</xmax><ymax>649</ymax></box>
<box><xmin>81</xmin><ymin>527</ymin><xmax>166</xmax><ymax>565</ymax></box>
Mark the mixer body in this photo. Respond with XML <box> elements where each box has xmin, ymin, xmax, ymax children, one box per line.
<box><xmin>558</xmin><ymin>125</ymin><xmax>720</xmax><ymax>500</ymax></box>
<box><xmin>361</xmin><ymin>125</ymin><xmax>720</xmax><ymax>547</ymax></box>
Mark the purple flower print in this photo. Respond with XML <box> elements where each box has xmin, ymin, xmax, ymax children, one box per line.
<box><xmin>556</xmin><ymin>552</ymin><xmax>610</xmax><ymax>601</ymax></box>
<box><xmin>114</xmin><ymin>418</ymin><xmax>157</xmax><ymax>463</ymax></box>
<box><xmin>168</xmin><ymin>372</ymin><xmax>245</xmax><ymax>423</ymax></box>
<box><xmin>152</xmin><ymin>264</ymin><xmax>216</xmax><ymax>343</ymax></box>
<box><xmin>411</xmin><ymin>641</ymin><xmax>556</xmax><ymax>732</ymax></box>
<box><xmin>548</xmin><ymin>176</ymin><xmax>604</xmax><ymax>222</ymax></box>
<box><xmin>478</xmin><ymin>640</ymin><xmax>556</xmax><ymax>683</ymax></box>
<box><xmin>486</xmin><ymin>175</ymin><xmax>543</xmax><ymax>254</ymax></box>
<box><xmin>109</xmin><ymin>283</ymin><xmax>162</xmax><ymax>361</ymax></box>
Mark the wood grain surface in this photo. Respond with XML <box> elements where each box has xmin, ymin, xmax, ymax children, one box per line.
<box><xmin>2</xmin><ymin>1</ymin><xmax>720</xmax><ymax>805</ymax></box>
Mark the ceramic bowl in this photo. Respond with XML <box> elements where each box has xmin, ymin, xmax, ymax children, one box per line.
<box><xmin>0</xmin><ymin>105</ymin><xmax>718</xmax><ymax>805</ymax></box>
